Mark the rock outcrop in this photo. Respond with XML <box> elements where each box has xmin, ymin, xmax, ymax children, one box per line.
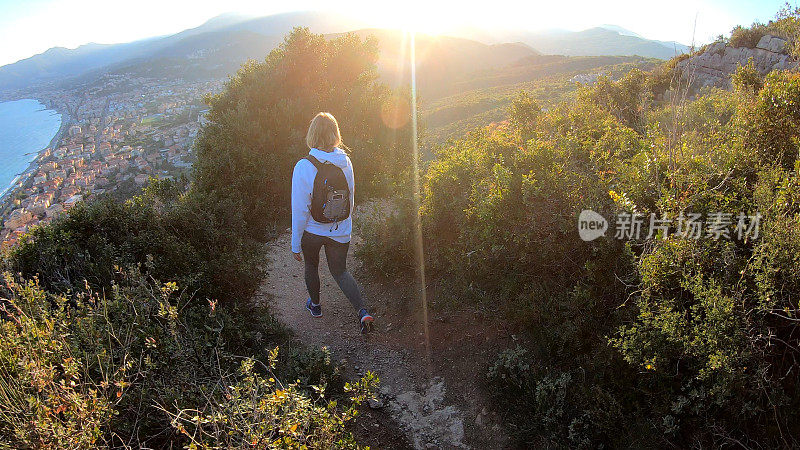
<box><xmin>676</xmin><ymin>35</ymin><xmax>797</xmax><ymax>88</ymax></box>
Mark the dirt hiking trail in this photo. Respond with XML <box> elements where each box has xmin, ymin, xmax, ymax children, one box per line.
<box><xmin>255</xmin><ymin>215</ymin><xmax>516</xmax><ymax>449</ymax></box>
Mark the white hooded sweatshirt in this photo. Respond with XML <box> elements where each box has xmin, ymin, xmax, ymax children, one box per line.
<box><xmin>291</xmin><ymin>147</ymin><xmax>355</xmax><ymax>253</ymax></box>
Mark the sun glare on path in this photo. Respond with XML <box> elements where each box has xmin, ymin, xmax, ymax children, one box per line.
<box><xmin>407</xmin><ymin>32</ymin><xmax>431</xmax><ymax>360</ymax></box>
<box><xmin>377</xmin><ymin>25</ymin><xmax>432</xmax><ymax>358</ymax></box>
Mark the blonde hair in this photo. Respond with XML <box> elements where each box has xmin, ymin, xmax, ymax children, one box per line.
<box><xmin>306</xmin><ymin>112</ymin><xmax>342</xmax><ymax>151</ymax></box>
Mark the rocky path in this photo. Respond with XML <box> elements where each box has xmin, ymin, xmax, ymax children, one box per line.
<box><xmin>255</xmin><ymin>227</ymin><xmax>512</xmax><ymax>449</ymax></box>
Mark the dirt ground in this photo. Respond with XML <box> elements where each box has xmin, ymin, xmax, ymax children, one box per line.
<box><xmin>255</xmin><ymin>225</ymin><xmax>517</xmax><ymax>449</ymax></box>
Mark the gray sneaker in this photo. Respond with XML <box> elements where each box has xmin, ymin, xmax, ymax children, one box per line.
<box><xmin>306</xmin><ymin>298</ymin><xmax>322</xmax><ymax>317</ymax></box>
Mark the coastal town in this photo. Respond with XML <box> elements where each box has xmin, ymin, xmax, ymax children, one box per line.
<box><xmin>0</xmin><ymin>73</ymin><xmax>225</xmax><ymax>250</ymax></box>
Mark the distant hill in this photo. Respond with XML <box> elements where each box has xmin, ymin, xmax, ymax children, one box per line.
<box><xmin>0</xmin><ymin>11</ymin><xmax>364</xmax><ymax>91</ymax></box>
<box><xmin>599</xmin><ymin>24</ymin><xmax>643</xmax><ymax>38</ymax></box>
<box><xmin>454</xmin><ymin>26</ymin><xmax>690</xmax><ymax>59</ymax></box>
<box><xmin>98</xmin><ymin>30</ymin><xmax>282</xmax><ymax>82</ymax></box>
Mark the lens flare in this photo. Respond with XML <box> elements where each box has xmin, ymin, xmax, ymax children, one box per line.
<box><xmin>409</xmin><ymin>32</ymin><xmax>431</xmax><ymax>358</ymax></box>
<box><xmin>380</xmin><ymin>94</ymin><xmax>411</xmax><ymax>129</ymax></box>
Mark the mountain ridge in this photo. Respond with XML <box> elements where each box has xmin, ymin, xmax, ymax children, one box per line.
<box><xmin>0</xmin><ymin>11</ymin><xmax>689</xmax><ymax>92</ymax></box>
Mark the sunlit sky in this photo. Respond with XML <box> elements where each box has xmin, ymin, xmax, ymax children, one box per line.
<box><xmin>0</xmin><ymin>0</ymin><xmax>791</xmax><ymax>67</ymax></box>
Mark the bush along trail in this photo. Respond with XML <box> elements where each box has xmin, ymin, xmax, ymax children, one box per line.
<box><xmin>257</xmin><ymin>205</ymin><xmax>513</xmax><ymax>449</ymax></box>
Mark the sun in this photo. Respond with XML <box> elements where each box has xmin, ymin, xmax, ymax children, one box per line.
<box><xmin>349</xmin><ymin>1</ymin><xmax>467</xmax><ymax>34</ymax></box>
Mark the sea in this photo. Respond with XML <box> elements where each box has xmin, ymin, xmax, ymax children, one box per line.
<box><xmin>0</xmin><ymin>99</ymin><xmax>63</xmax><ymax>198</ymax></box>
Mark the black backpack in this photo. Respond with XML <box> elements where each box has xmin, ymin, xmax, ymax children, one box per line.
<box><xmin>305</xmin><ymin>155</ymin><xmax>351</xmax><ymax>224</ymax></box>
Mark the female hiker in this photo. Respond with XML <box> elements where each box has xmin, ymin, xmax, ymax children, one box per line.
<box><xmin>291</xmin><ymin>112</ymin><xmax>374</xmax><ymax>333</ymax></box>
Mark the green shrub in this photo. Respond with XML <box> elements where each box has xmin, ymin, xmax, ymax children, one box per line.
<box><xmin>775</xmin><ymin>5</ymin><xmax>800</xmax><ymax>58</ymax></box>
<box><xmin>354</xmin><ymin>197</ymin><xmax>417</xmax><ymax>277</ymax></box>
<box><xmin>487</xmin><ymin>347</ymin><xmax>627</xmax><ymax>448</ymax></box>
<box><xmin>509</xmin><ymin>91</ymin><xmax>541</xmax><ymax>141</ymax></box>
<box><xmin>611</xmin><ymin>240</ymin><xmax>755</xmax><ymax>435</ymax></box>
<box><xmin>742</xmin><ymin>71</ymin><xmax>800</xmax><ymax>169</ymax></box>
<box><xmin>6</xmin><ymin>180</ymin><xmax>261</xmax><ymax>304</ymax></box>
<box><xmin>0</xmin><ymin>269</ymin><xmax>368</xmax><ymax>448</ymax></box>
<box><xmin>167</xmin><ymin>353</ymin><xmax>377</xmax><ymax>449</ymax></box>
<box><xmin>647</xmin><ymin>53</ymin><xmax>690</xmax><ymax>98</ymax></box>
<box><xmin>414</xmin><ymin>92</ymin><xmax>637</xmax><ymax>307</ymax></box>
<box><xmin>729</xmin><ymin>23</ymin><xmax>769</xmax><ymax>49</ymax></box>
<box><xmin>577</xmin><ymin>69</ymin><xmax>650</xmax><ymax>133</ymax></box>
<box><xmin>731</xmin><ymin>58</ymin><xmax>764</xmax><ymax>94</ymax></box>
<box><xmin>0</xmin><ymin>275</ymin><xmax>113</xmax><ymax>448</ymax></box>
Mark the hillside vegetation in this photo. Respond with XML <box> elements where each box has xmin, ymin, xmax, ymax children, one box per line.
<box><xmin>358</xmin><ymin>11</ymin><xmax>800</xmax><ymax>447</ymax></box>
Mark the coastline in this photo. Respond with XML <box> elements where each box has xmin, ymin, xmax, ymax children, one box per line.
<box><xmin>0</xmin><ymin>99</ymin><xmax>67</xmax><ymax>204</ymax></box>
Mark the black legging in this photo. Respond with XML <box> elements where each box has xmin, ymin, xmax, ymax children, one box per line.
<box><xmin>301</xmin><ymin>231</ymin><xmax>365</xmax><ymax>311</ymax></box>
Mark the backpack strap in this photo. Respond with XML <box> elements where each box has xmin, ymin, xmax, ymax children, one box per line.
<box><xmin>305</xmin><ymin>155</ymin><xmax>323</xmax><ymax>169</ymax></box>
